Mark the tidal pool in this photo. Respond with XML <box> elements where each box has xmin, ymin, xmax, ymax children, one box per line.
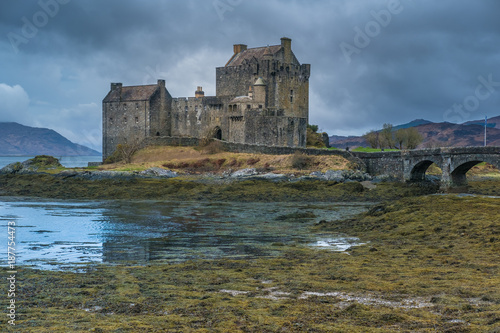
<box><xmin>0</xmin><ymin>197</ymin><xmax>372</xmax><ymax>270</ymax></box>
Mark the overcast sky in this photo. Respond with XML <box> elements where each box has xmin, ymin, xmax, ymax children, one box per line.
<box><xmin>1</xmin><ymin>0</ymin><xmax>500</xmax><ymax>151</ymax></box>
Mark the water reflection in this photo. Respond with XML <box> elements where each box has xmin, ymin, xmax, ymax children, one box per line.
<box><xmin>0</xmin><ymin>198</ymin><xmax>372</xmax><ymax>270</ymax></box>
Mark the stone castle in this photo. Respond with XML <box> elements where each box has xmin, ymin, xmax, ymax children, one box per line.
<box><xmin>102</xmin><ymin>37</ymin><xmax>310</xmax><ymax>160</ymax></box>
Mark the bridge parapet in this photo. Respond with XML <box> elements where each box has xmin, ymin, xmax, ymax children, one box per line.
<box><xmin>353</xmin><ymin>146</ymin><xmax>500</xmax><ymax>191</ymax></box>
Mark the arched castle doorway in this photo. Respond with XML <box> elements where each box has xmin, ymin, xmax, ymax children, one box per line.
<box><xmin>213</xmin><ymin>127</ymin><xmax>222</xmax><ymax>140</ymax></box>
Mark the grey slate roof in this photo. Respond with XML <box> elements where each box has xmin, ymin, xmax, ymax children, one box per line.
<box><xmin>225</xmin><ymin>45</ymin><xmax>281</xmax><ymax>67</ymax></box>
<box><xmin>103</xmin><ymin>85</ymin><xmax>158</xmax><ymax>102</ymax></box>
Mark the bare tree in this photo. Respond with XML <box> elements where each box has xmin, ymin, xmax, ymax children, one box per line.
<box><xmin>363</xmin><ymin>130</ymin><xmax>379</xmax><ymax>148</ymax></box>
<box><xmin>380</xmin><ymin>123</ymin><xmax>395</xmax><ymax>149</ymax></box>
<box><xmin>405</xmin><ymin>127</ymin><xmax>423</xmax><ymax>149</ymax></box>
<box><xmin>116</xmin><ymin>142</ymin><xmax>139</xmax><ymax>164</ymax></box>
<box><xmin>394</xmin><ymin>128</ymin><xmax>406</xmax><ymax>149</ymax></box>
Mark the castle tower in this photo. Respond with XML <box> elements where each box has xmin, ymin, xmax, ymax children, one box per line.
<box><xmin>253</xmin><ymin>77</ymin><xmax>266</xmax><ymax>104</ymax></box>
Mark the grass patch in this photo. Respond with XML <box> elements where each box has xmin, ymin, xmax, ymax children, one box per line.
<box><xmin>101</xmin><ymin>146</ymin><xmax>351</xmax><ymax>174</ymax></box>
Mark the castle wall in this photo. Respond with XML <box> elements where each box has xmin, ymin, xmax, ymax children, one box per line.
<box><xmin>170</xmin><ymin>97</ymin><xmax>228</xmax><ymax>139</ymax></box>
<box><xmin>242</xmin><ymin>112</ymin><xmax>306</xmax><ymax>147</ymax></box>
<box><xmin>102</xmin><ymin>100</ymin><xmax>151</xmax><ymax>159</ymax></box>
<box><xmin>216</xmin><ymin>60</ymin><xmax>310</xmax><ymax>121</ymax></box>
<box><xmin>149</xmin><ymin>87</ymin><xmax>172</xmax><ymax>137</ymax></box>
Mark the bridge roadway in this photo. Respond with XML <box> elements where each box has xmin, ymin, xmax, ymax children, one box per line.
<box><xmin>352</xmin><ymin>146</ymin><xmax>500</xmax><ymax>190</ymax></box>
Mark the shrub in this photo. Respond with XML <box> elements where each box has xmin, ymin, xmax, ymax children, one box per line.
<box><xmin>31</xmin><ymin>155</ymin><xmax>62</xmax><ymax>167</ymax></box>
<box><xmin>215</xmin><ymin>159</ymin><xmax>226</xmax><ymax>169</ymax></box>
<box><xmin>291</xmin><ymin>152</ymin><xmax>312</xmax><ymax>169</ymax></box>
<box><xmin>202</xmin><ymin>141</ymin><xmax>224</xmax><ymax>154</ymax></box>
<box><xmin>193</xmin><ymin>158</ymin><xmax>211</xmax><ymax>169</ymax></box>
<box><xmin>104</xmin><ymin>144</ymin><xmax>138</xmax><ymax>164</ymax></box>
<box><xmin>228</xmin><ymin>159</ymin><xmax>242</xmax><ymax>167</ymax></box>
<box><xmin>246</xmin><ymin>158</ymin><xmax>260</xmax><ymax>166</ymax></box>
<box><xmin>306</xmin><ymin>127</ymin><xmax>326</xmax><ymax>148</ymax></box>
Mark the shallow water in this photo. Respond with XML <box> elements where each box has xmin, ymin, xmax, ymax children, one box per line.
<box><xmin>0</xmin><ymin>155</ymin><xmax>102</xmax><ymax>169</ymax></box>
<box><xmin>0</xmin><ymin>198</ymin><xmax>372</xmax><ymax>270</ymax></box>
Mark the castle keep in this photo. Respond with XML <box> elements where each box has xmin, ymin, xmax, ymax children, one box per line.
<box><xmin>102</xmin><ymin>37</ymin><xmax>310</xmax><ymax>160</ymax></box>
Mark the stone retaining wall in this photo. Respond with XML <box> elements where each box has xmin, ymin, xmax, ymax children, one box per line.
<box><xmin>142</xmin><ymin>136</ymin><xmax>355</xmax><ymax>159</ymax></box>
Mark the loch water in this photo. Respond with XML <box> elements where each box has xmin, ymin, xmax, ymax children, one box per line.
<box><xmin>0</xmin><ymin>156</ymin><xmax>102</xmax><ymax>169</ymax></box>
<box><xmin>0</xmin><ymin>198</ymin><xmax>372</xmax><ymax>270</ymax></box>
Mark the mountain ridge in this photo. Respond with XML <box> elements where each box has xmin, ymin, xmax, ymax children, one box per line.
<box><xmin>0</xmin><ymin>122</ymin><xmax>101</xmax><ymax>156</ymax></box>
<box><xmin>330</xmin><ymin>116</ymin><xmax>500</xmax><ymax>149</ymax></box>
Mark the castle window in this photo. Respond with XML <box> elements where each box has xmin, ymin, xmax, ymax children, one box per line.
<box><xmin>135</xmin><ymin>117</ymin><xmax>139</xmax><ymax>124</ymax></box>
<box><xmin>290</xmin><ymin>90</ymin><xmax>294</xmax><ymax>103</ymax></box>
<box><xmin>259</xmin><ymin>105</ymin><xmax>263</xmax><ymax>109</ymax></box>
<box><xmin>109</xmin><ymin>117</ymin><xmax>113</xmax><ymax>124</ymax></box>
<box><xmin>185</xmin><ymin>106</ymin><xmax>188</xmax><ymax>112</ymax></box>
<box><xmin>124</xmin><ymin>117</ymin><xmax>127</xmax><ymax>124</ymax></box>
<box><xmin>247</xmin><ymin>104</ymin><xmax>251</xmax><ymax>110</ymax></box>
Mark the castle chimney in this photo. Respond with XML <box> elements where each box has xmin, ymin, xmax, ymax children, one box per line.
<box><xmin>233</xmin><ymin>44</ymin><xmax>247</xmax><ymax>54</ymax></box>
<box><xmin>281</xmin><ymin>37</ymin><xmax>292</xmax><ymax>64</ymax></box>
<box><xmin>111</xmin><ymin>82</ymin><xmax>122</xmax><ymax>91</ymax></box>
<box><xmin>158</xmin><ymin>79</ymin><xmax>166</xmax><ymax>113</ymax></box>
<box><xmin>195</xmin><ymin>86</ymin><xmax>205</xmax><ymax>98</ymax></box>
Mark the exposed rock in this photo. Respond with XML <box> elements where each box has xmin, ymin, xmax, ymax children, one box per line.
<box><xmin>360</xmin><ymin>180</ymin><xmax>377</xmax><ymax>190</ymax></box>
<box><xmin>0</xmin><ymin>162</ymin><xmax>24</xmax><ymax>175</ymax></box>
<box><xmin>310</xmin><ymin>169</ymin><xmax>372</xmax><ymax>182</ymax></box>
<box><xmin>324</xmin><ymin>170</ymin><xmax>345</xmax><ymax>181</ymax></box>
<box><xmin>140</xmin><ymin>167</ymin><xmax>178</xmax><ymax>178</ymax></box>
<box><xmin>75</xmin><ymin>171</ymin><xmax>136</xmax><ymax>181</ymax></box>
<box><xmin>248</xmin><ymin>173</ymin><xmax>288</xmax><ymax>181</ymax></box>
<box><xmin>230</xmin><ymin>168</ymin><xmax>258</xmax><ymax>178</ymax></box>
<box><xmin>0</xmin><ymin>156</ymin><xmax>62</xmax><ymax>175</ymax></box>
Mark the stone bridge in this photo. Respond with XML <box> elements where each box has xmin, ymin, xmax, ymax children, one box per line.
<box><xmin>353</xmin><ymin>147</ymin><xmax>500</xmax><ymax>189</ymax></box>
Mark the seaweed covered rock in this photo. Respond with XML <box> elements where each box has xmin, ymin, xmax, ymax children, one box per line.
<box><xmin>310</xmin><ymin>169</ymin><xmax>372</xmax><ymax>182</ymax></box>
<box><xmin>0</xmin><ymin>155</ymin><xmax>62</xmax><ymax>174</ymax></box>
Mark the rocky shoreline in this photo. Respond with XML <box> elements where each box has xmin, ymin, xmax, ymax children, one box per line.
<box><xmin>1</xmin><ymin>157</ymin><xmax>398</xmax><ymax>184</ymax></box>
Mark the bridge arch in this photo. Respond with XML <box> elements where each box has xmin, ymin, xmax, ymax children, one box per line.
<box><xmin>450</xmin><ymin>157</ymin><xmax>500</xmax><ymax>186</ymax></box>
<box><xmin>409</xmin><ymin>159</ymin><xmax>442</xmax><ymax>181</ymax></box>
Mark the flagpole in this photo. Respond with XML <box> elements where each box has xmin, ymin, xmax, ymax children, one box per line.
<box><xmin>484</xmin><ymin>115</ymin><xmax>487</xmax><ymax>147</ymax></box>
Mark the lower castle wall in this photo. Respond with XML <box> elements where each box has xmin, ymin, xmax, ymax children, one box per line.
<box><xmin>142</xmin><ymin>137</ymin><xmax>352</xmax><ymax>158</ymax></box>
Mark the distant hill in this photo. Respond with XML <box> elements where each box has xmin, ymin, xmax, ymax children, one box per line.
<box><xmin>330</xmin><ymin>116</ymin><xmax>500</xmax><ymax>148</ymax></box>
<box><xmin>463</xmin><ymin>115</ymin><xmax>500</xmax><ymax>129</ymax></box>
<box><xmin>391</xmin><ymin>119</ymin><xmax>433</xmax><ymax>131</ymax></box>
<box><xmin>0</xmin><ymin>122</ymin><xmax>101</xmax><ymax>156</ymax></box>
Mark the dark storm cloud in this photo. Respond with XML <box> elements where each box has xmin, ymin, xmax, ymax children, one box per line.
<box><xmin>1</xmin><ymin>0</ymin><xmax>499</xmax><ymax>149</ymax></box>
